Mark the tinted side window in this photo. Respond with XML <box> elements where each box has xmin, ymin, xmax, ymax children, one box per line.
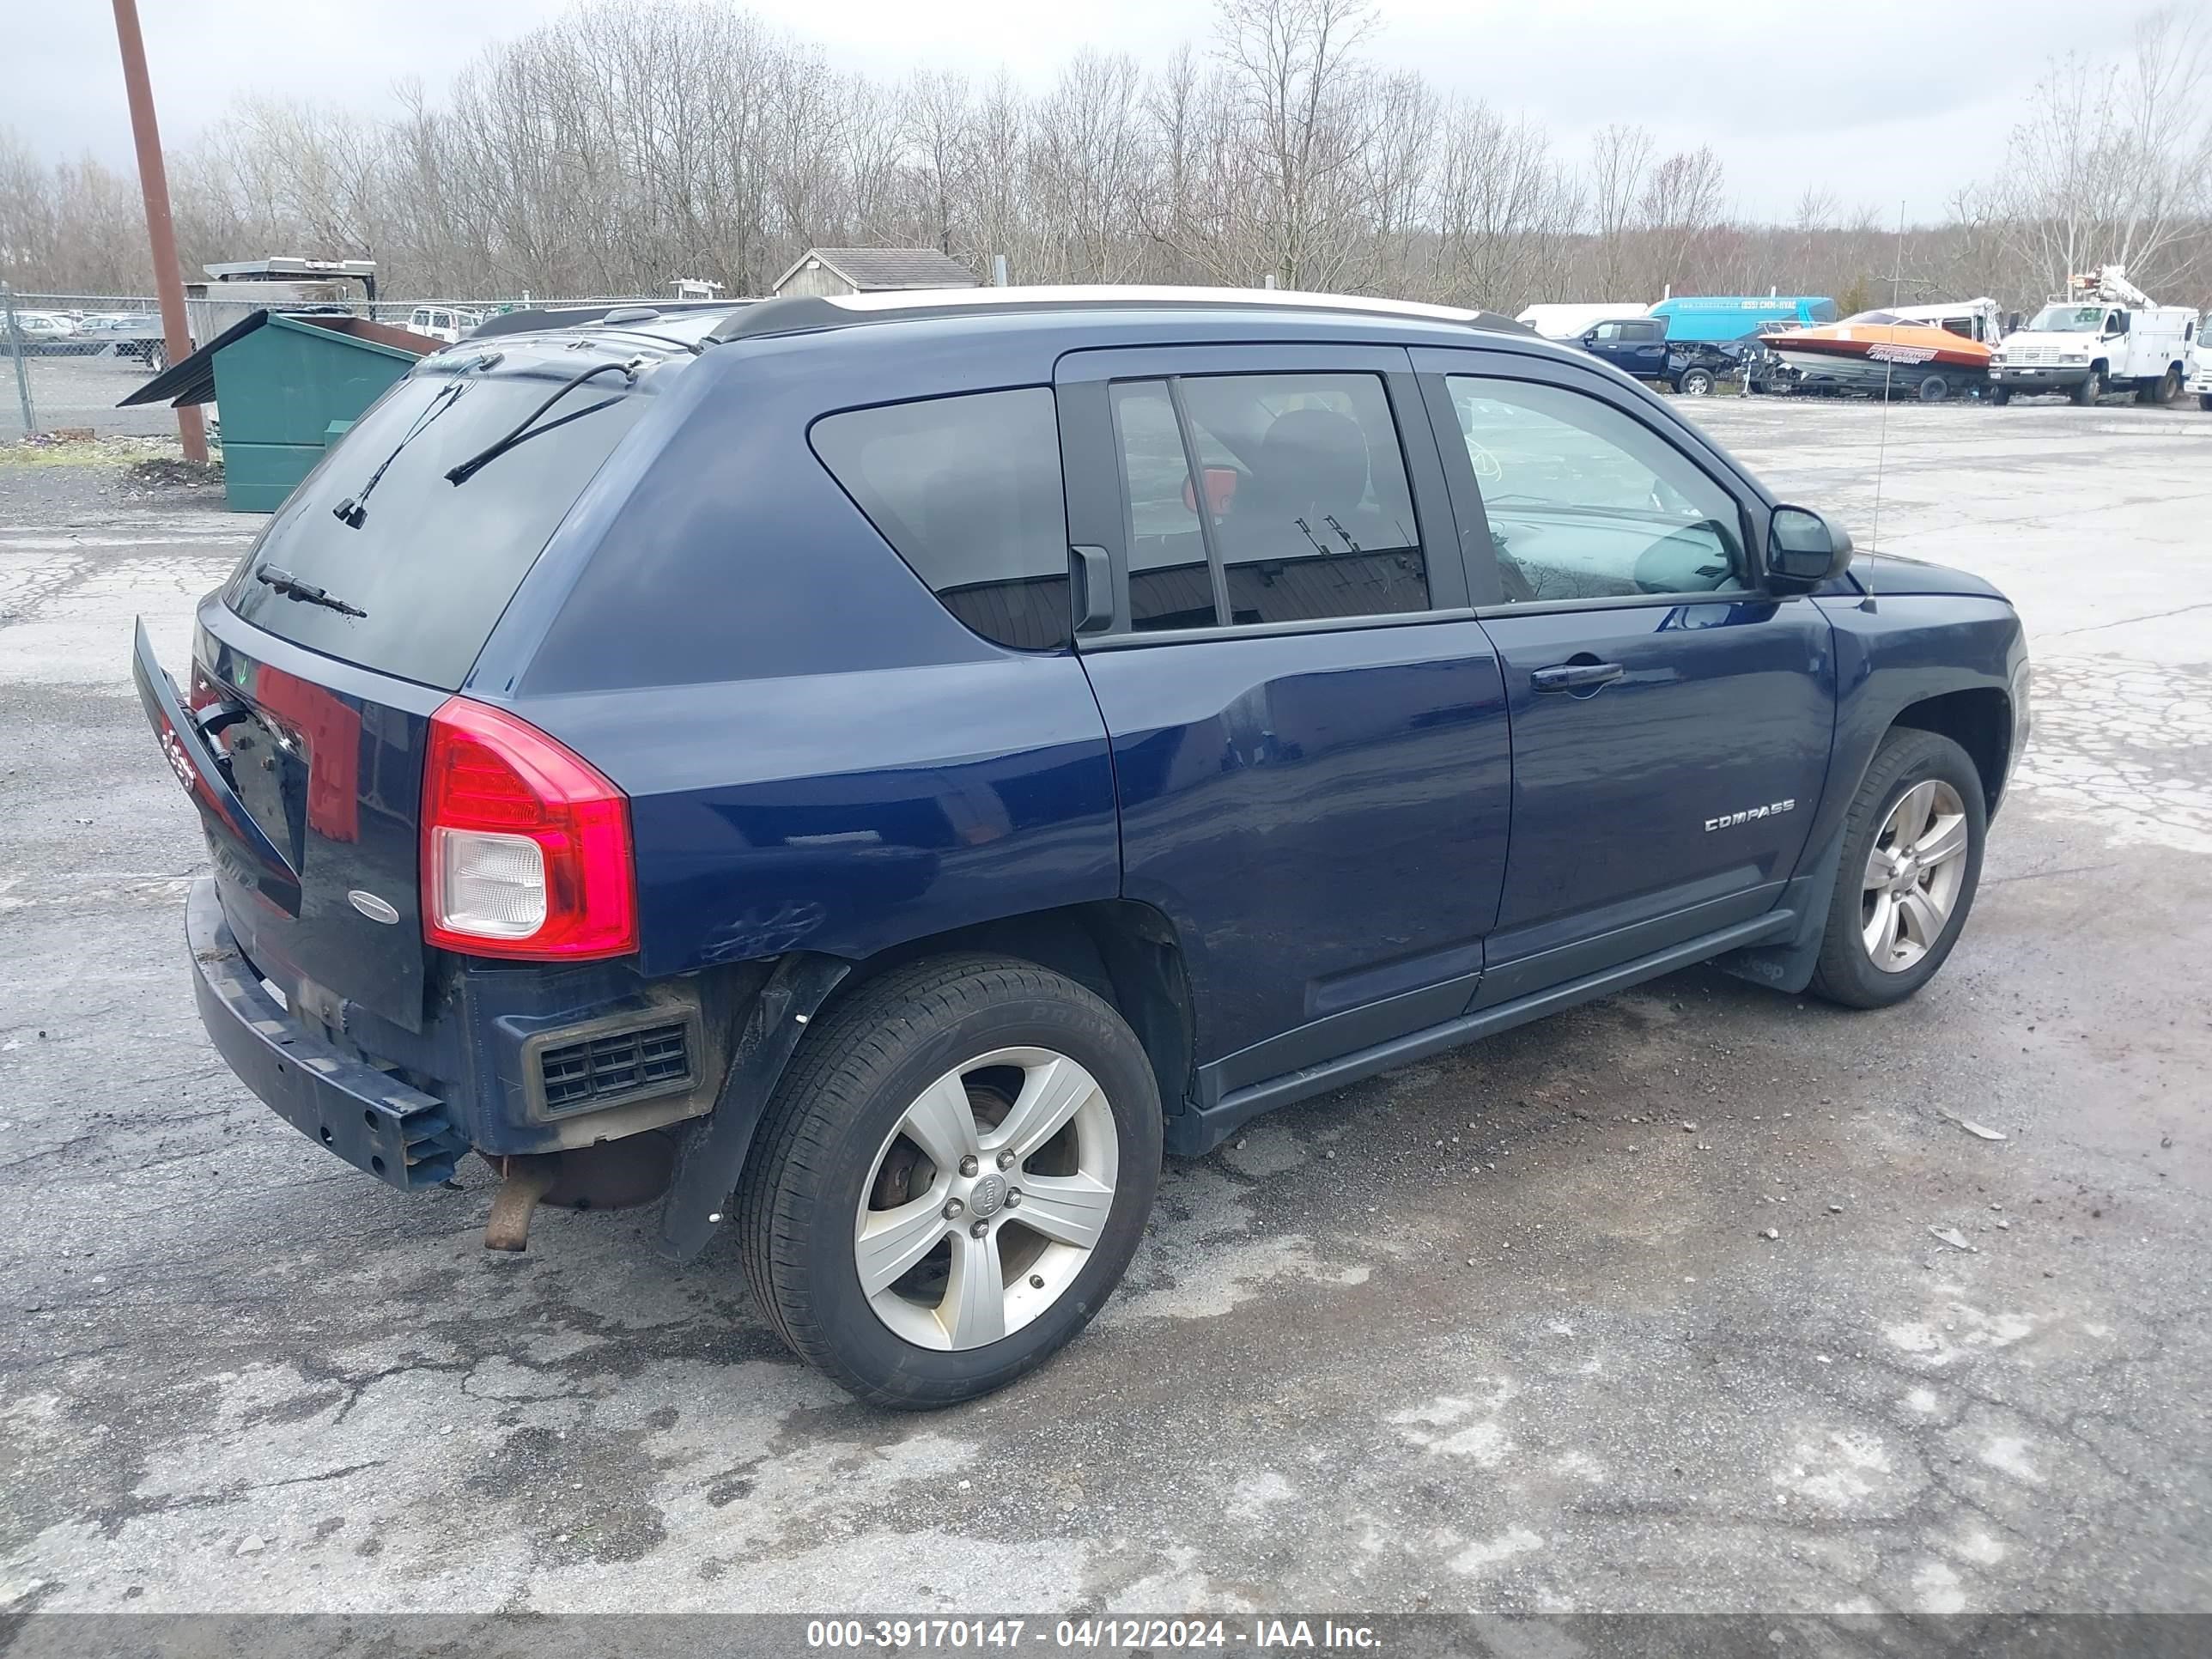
<box><xmin>811</xmin><ymin>388</ymin><xmax>1071</xmax><ymax>651</ymax></box>
<box><xmin>1111</xmin><ymin>372</ymin><xmax>1429</xmax><ymax>630</ymax></box>
<box><xmin>1445</xmin><ymin>376</ymin><xmax>1747</xmax><ymax>603</ymax></box>
<box><xmin>1110</xmin><ymin>381</ymin><xmax>1218</xmax><ymax>633</ymax></box>
<box><xmin>1626</xmin><ymin>320</ymin><xmax>1662</xmax><ymax>343</ymax></box>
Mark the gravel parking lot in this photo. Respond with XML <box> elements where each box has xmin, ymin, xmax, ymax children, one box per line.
<box><xmin>1</xmin><ymin>396</ymin><xmax>2208</xmax><ymax>1622</ymax></box>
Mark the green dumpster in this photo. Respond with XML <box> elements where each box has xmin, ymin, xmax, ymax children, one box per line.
<box><xmin>118</xmin><ymin>310</ymin><xmax>437</xmax><ymax>512</ymax></box>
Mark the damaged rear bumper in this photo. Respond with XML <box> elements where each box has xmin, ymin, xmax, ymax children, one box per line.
<box><xmin>186</xmin><ymin>876</ymin><xmax>470</xmax><ymax>1191</ymax></box>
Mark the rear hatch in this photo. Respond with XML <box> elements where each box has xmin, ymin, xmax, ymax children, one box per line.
<box><xmin>134</xmin><ymin>339</ymin><xmax>661</xmax><ymax>1030</ymax></box>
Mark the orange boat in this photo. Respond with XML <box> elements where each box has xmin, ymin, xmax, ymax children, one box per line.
<box><xmin>1765</xmin><ymin>306</ymin><xmax>1999</xmax><ymax>400</ymax></box>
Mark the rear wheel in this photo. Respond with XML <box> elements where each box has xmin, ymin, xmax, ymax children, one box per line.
<box><xmin>2148</xmin><ymin>366</ymin><xmax>2181</xmax><ymax>405</ymax></box>
<box><xmin>1917</xmin><ymin>374</ymin><xmax>1949</xmax><ymax>403</ymax></box>
<box><xmin>1810</xmin><ymin>729</ymin><xmax>1986</xmax><ymax>1009</ymax></box>
<box><xmin>2070</xmin><ymin>368</ymin><xmax>2103</xmax><ymax>406</ymax></box>
<box><xmin>738</xmin><ymin>955</ymin><xmax>1161</xmax><ymax>1408</ymax></box>
<box><xmin>1674</xmin><ymin>366</ymin><xmax>1717</xmax><ymax>397</ymax></box>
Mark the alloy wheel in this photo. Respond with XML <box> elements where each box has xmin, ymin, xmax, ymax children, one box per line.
<box><xmin>854</xmin><ymin>1047</ymin><xmax>1119</xmax><ymax>1351</ymax></box>
<box><xmin>1861</xmin><ymin>778</ymin><xmax>1970</xmax><ymax>973</ymax></box>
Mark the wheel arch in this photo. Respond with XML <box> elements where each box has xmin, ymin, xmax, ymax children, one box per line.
<box><xmin>828</xmin><ymin>900</ymin><xmax>1197</xmax><ymax>1120</ymax></box>
<box><xmin>1890</xmin><ymin>686</ymin><xmax>2012</xmax><ymax>815</ymax></box>
<box><xmin>655</xmin><ymin>902</ymin><xmax>1197</xmax><ymax>1263</ymax></box>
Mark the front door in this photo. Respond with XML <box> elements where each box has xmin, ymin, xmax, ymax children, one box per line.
<box><xmin>1586</xmin><ymin>319</ymin><xmax>1668</xmax><ymax>380</ymax></box>
<box><xmin>1055</xmin><ymin>343</ymin><xmax>1512</xmax><ymax>1102</ymax></box>
<box><xmin>1414</xmin><ymin>348</ymin><xmax>1838</xmax><ymax>1000</ymax></box>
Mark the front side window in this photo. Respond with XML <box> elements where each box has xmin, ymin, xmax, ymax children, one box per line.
<box><xmin>1445</xmin><ymin>376</ymin><xmax>1747</xmax><ymax>604</ymax></box>
<box><xmin>811</xmin><ymin>388</ymin><xmax>1072</xmax><ymax>651</ymax></box>
<box><xmin>1109</xmin><ymin>372</ymin><xmax>1430</xmax><ymax>630</ymax></box>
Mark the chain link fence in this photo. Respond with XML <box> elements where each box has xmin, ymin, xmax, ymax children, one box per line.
<box><xmin>2</xmin><ymin>287</ymin><xmax>678</xmax><ymax>443</ymax></box>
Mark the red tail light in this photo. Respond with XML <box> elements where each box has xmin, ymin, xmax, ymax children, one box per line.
<box><xmin>421</xmin><ymin>697</ymin><xmax>637</xmax><ymax>960</ymax></box>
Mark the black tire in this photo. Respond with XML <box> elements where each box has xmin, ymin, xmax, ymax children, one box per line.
<box><xmin>1990</xmin><ymin>386</ymin><xmax>2011</xmax><ymax>405</ymax></box>
<box><xmin>2157</xmin><ymin>366</ymin><xmax>2181</xmax><ymax>405</ymax></box>
<box><xmin>2070</xmin><ymin>368</ymin><xmax>2102</xmax><ymax>406</ymax></box>
<box><xmin>1675</xmin><ymin>366</ymin><xmax>1716</xmax><ymax>397</ymax></box>
<box><xmin>1810</xmin><ymin>730</ymin><xmax>1987</xmax><ymax>1009</ymax></box>
<box><xmin>2200</xmin><ymin>392</ymin><xmax>2212</xmax><ymax>413</ymax></box>
<box><xmin>737</xmin><ymin>953</ymin><xmax>1162</xmax><ymax>1408</ymax></box>
<box><xmin>1917</xmin><ymin>374</ymin><xmax>1948</xmax><ymax>403</ymax></box>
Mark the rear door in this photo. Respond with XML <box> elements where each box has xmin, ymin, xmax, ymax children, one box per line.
<box><xmin>136</xmin><ymin>349</ymin><xmax>658</xmax><ymax>1030</ymax></box>
<box><xmin>1414</xmin><ymin>347</ymin><xmax>1837</xmax><ymax>1000</ymax></box>
<box><xmin>1057</xmin><ymin>343</ymin><xmax>1512</xmax><ymax>1100</ymax></box>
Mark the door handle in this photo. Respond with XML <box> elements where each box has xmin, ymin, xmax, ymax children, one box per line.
<box><xmin>1071</xmin><ymin>545</ymin><xmax>1112</xmax><ymax>634</ymax></box>
<box><xmin>1531</xmin><ymin>660</ymin><xmax>1625</xmax><ymax>693</ymax></box>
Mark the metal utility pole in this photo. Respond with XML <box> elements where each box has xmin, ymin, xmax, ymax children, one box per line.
<box><xmin>112</xmin><ymin>0</ymin><xmax>206</xmax><ymax>463</ymax></box>
<box><xmin>3</xmin><ymin>283</ymin><xmax>37</xmax><ymax>438</ymax></box>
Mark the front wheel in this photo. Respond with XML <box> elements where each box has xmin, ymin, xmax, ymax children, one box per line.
<box><xmin>2200</xmin><ymin>392</ymin><xmax>2212</xmax><ymax>413</ymax></box>
<box><xmin>738</xmin><ymin>955</ymin><xmax>1162</xmax><ymax>1408</ymax></box>
<box><xmin>1810</xmin><ymin>729</ymin><xmax>1987</xmax><ymax>1009</ymax></box>
<box><xmin>2070</xmin><ymin>369</ymin><xmax>2103</xmax><ymax>406</ymax></box>
<box><xmin>1917</xmin><ymin>373</ymin><xmax>1949</xmax><ymax>402</ymax></box>
<box><xmin>1990</xmin><ymin>386</ymin><xmax>2011</xmax><ymax>405</ymax></box>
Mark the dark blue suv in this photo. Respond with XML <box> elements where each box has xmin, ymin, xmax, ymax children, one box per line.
<box><xmin>135</xmin><ymin>287</ymin><xmax>2029</xmax><ymax>1407</ymax></box>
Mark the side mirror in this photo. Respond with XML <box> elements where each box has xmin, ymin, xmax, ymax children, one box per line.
<box><xmin>1582</xmin><ymin>331</ymin><xmax>1600</xmax><ymax>346</ymax></box>
<box><xmin>1766</xmin><ymin>505</ymin><xmax>1853</xmax><ymax>593</ymax></box>
<box><xmin>2006</xmin><ymin>312</ymin><xmax>2023</xmax><ymax>333</ymax></box>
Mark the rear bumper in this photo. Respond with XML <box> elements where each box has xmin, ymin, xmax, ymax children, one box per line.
<box><xmin>187</xmin><ymin>877</ymin><xmax>471</xmax><ymax>1191</ymax></box>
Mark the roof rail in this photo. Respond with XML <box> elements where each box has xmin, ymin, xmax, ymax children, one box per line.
<box><xmin>706</xmin><ymin>285</ymin><xmax>1533</xmax><ymax>344</ymax></box>
<box><xmin>473</xmin><ymin>298</ymin><xmax>752</xmax><ymax>340</ymax></box>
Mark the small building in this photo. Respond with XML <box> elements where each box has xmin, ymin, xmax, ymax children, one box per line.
<box><xmin>771</xmin><ymin>247</ymin><xmax>978</xmax><ymax>300</ymax></box>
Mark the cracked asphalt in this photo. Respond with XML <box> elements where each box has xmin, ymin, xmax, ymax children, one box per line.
<box><xmin>0</xmin><ymin>397</ymin><xmax>2207</xmax><ymax>1619</ymax></box>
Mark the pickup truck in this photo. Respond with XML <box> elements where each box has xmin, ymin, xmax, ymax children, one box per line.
<box><xmin>1572</xmin><ymin>314</ymin><xmax>1746</xmax><ymax>395</ymax></box>
<box><xmin>134</xmin><ymin>286</ymin><xmax>2027</xmax><ymax>1407</ymax></box>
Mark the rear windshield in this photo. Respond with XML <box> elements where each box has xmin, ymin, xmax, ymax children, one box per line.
<box><xmin>222</xmin><ymin>365</ymin><xmax>648</xmax><ymax>689</ymax></box>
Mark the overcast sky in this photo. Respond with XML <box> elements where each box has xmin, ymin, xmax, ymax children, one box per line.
<box><xmin>14</xmin><ymin>0</ymin><xmax>2124</xmax><ymax>222</ymax></box>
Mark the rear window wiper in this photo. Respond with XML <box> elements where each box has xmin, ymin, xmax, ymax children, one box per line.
<box><xmin>256</xmin><ymin>565</ymin><xmax>367</xmax><ymax>617</ymax></box>
<box><xmin>445</xmin><ymin>358</ymin><xmax>642</xmax><ymax>486</ymax></box>
<box><xmin>332</xmin><ymin>351</ymin><xmax>501</xmax><ymax>529</ymax></box>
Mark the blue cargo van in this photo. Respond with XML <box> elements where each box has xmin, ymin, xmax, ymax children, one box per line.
<box><xmin>1649</xmin><ymin>295</ymin><xmax>1837</xmax><ymax>343</ymax></box>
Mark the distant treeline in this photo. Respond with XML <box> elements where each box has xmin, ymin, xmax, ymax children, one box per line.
<box><xmin>3</xmin><ymin>0</ymin><xmax>2207</xmax><ymax>314</ymax></box>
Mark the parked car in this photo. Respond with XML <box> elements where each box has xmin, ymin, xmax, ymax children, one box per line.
<box><xmin>399</xmin><ymin>304</ymin><xmax>486</xmax><ymax>343</ymax></box>
<box><xmin>5</xmin><ymin>310</ymin><xmax>89</xmax><ymax>353</ymax></box>
<box><xmin>76</xmin><ymin>310</ymin><xmax>171</xmax><ymax>366</ymax></box>
<box><xmin>135</xmin><ymin>286</ymin><xmax>2027</xmax><ymax>1407</ymax></box>
<box><xmin>1571</xmin><ymin>313</ymin><xmax>1744</xmax><ymax>395</ymax></box>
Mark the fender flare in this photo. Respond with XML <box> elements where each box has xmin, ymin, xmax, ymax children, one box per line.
<box><xmin>654</xmin><ymin>951</ymin><xmax>851</xmax><ymax>1261</ymax></box>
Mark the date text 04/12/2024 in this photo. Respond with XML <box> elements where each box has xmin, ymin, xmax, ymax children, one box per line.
<box><xmin>805</xmin><ymin>1619</ymin><xmax>1383</xmax><ymax>1651</ymax></box>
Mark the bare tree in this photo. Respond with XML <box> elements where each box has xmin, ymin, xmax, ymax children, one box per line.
<box><xmin>1589</xmin><ymin>122</ymin><xmax>1652</xmax><ymax>297</ymax></box>
<box><xmin>1637</xmin><ymin>145</ymin><xmax>1727</xmax><ymax>293</ymax></box>
<box><xmin>1978</xmin><ymin>4</ymin><xmax>2212</xmax><ymax>298</ymax></box>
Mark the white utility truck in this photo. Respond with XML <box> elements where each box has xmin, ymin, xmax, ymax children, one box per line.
<box><xmin>2188</xmin><ymin>337</ymin><xmax>2212</xmax><ymax>412</ymax></box>
<box><xmin>1988</xmin><ymin>266</ymin><xmax>2199</xmax><ymax>406</ymax></box>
